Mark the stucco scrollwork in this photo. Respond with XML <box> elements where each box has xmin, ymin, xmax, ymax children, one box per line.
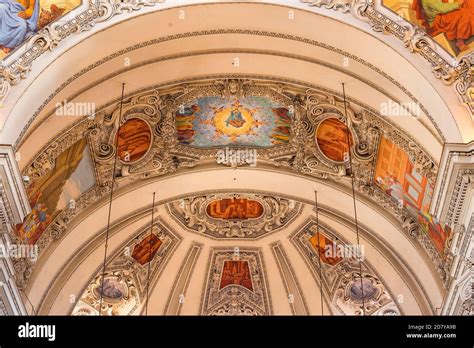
<box><xmin>16</xmin><ymin>77</ymin><xmax>445</xmax><ymax>290</ymax></box>
<box><xmin>72</xmin><ymin>219</ymin><xmax>180</xmax><ymax>315</ymax></box>
<box><xmin>168</xmin><ymin>192</ymin><xmax>302</xmax><ymax>239</ymax></box>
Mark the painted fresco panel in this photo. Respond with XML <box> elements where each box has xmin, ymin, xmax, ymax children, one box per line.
<box><xmin>176</xmin><ymin>96</ymin><xmax>291</xmax><ymax>147</ymax></box>
<box><xmin>374</xmin><ymin>136</ymin><xmax>450</xmax><ymax>253</ymax></box>
<box><xmin>16</xmin><ymin>138</ymin><xmax>95</xmax><ymax>244</ymax></box>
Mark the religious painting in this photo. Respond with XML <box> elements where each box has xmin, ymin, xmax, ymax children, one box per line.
<box><xmin>168</xmin><ymin>194</ymin><xmax>302</xmax><ymax>239</ymax></box>
<box><xmin>206</xmin><ymin>198</ymin><xmax>264</xmax><ymax>220</ymax></box>
<box><xmin>220</xmin><ymin>260</ymin><xmax>253</xmax><ymax>291</ymax></box>
<box><xmin>94</xmin><ymin>277</ymin><xmax>126</xmax><ymax>301</ymax></box>
<box><xmin>346</xmin><ymin>278</ymin><xmax>380</xmax><ymax>302</ymax></box>
<box><xmin>374</xmin><ymin>136</ymin><xmax>450</xmax><ymax>253</ymax></box>
<box><xmin>383</xmin><ymin>0</ymin><xmax>474</xmax><ymax>57</ymax></box>
<box><xmin>117</xmin><ymin>118</ymin><xmax>152</xmax><ymax>163</ymax></box>
<box><xmin>16</xmin><ymin>138</ymin><xmax>95</xmax><ymax>244</ymax></box>
<box><xmin>131</xmin><ymin>233</ymin><xmax>162</xmax><ymax>265</ymax></box>
<box><xmin>0</xmin><ymin>0</ymin><xmax>82</xmax><ymax>59</ymax></box>
<box><xmin>175</xmin><ymin>96</ymin><xmax>292</xmax><ymax>147</ymax></box>
<box><xmin>315</xmin><ymin>118</ymin><xmax>353</xmax><ymax>162</ymax></box>
<box><xmin>308</xmin><ymin>231</ymin><xmax>343</xmax><ymax>266</ymax></box>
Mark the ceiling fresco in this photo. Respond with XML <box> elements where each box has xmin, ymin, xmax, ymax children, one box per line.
<box><xmin>14</xmin><ymin>78</ymin><xmax>447</xmax><ymax>304</ymax></box>
<box><xmin>374</xmin><ymin>136</ymin><xmax>450</xmax><ymax>254</ymax></box>
<box><xmin>383</xmin><ymin>0</ymin><xmax>474</xmax><ymax>57</ymax></box>
<box><xmin>0</xmin><ymin>0</ymin><xmax>470</xmax><ymax>325</ymax></box>
<box><xmin>168</xmin><ymin>192</ymin><xmax>302</xmax><ymax>239</ymax></box>
<box><xmin>291</xmin><ymin>220</ymin><xmax>401</xmax><ymax>316</ymax></box>
<box><xmin>72</xmin><ymin>220</ymin><xmax>180</xmax><ymax>316</ymax></box>
<box><xmin>315</xmin><ymin>117</ymin><xmax>353</xmax><ymax>163</ymax></box>
<box><xmin>176</xmin><ymin>96</ymin><xmax>292</xmax><ymax>148</ymax></box>
<box><xmin>117</xmin><ymin>118</ymin><xmax>152</xmax><ymax>164</ymax></box>
<box><xmin>15</xmin><ymin>137</ymin><xmax>95</xmax><ymax>244</ymax></box>
<box><xmin>201</xmin><ymin>247</ymin><xmax>272</xmax><ymax>316</ymax></box>
<box><xmin>68</xmin><ymin>208</ymin><xmax>404</xmax><ymax>316</ymax></box>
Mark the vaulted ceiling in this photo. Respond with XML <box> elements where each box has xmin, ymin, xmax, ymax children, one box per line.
<box><xmin>2</xmin><ymin>0</ymin><xmax>473</xmax><ymax>316</ymax></box>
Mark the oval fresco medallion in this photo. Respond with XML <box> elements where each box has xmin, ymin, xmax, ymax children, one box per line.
<box><xmin>117</xmin><ymin>118</ymin><xmax>152</xmax><ymax>163</ymax></box>
<box><xmin>316</xmin><ymin>118</ymin><xmax>353</xmax><ymax>162</ymax></box>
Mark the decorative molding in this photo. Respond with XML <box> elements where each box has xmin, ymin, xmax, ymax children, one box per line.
<box><xmin>442</xmin><ymin>216</ymin><xmax>473</xmax><ymax>314</ymax></box>
<box><xmin>0</xmin><ymin>0</ymin><xmax>166</xmax><ymax>105</ymax></box>
<box><xmin>271</xmin><ymin>241</ymin><xmax>309</xmax><ymax>315</ymax></box>
<box><xmin>9</xmin><ymin>35</ymin><xmax>455</xmax><ymax>148</ymax></box>
<box><xmin>302</xmin><ymin>0</ymin><xmax>473</xmax><ymax>115</ymax></box>
<box><xmin>431</xmin><ymin>142</ymin><xmax>474</xmax><ymax>225</ymax></box>
<box><xmin>168</xmin><ymin>193</ymin><xmax>302</xmax><ymax>240</ymax></box>
<box><xmin>0</xmin><ymin>232</ymin><xmax>27</xmax><ymax>315</ymax></box>
<box><xmin>0</xmin><ymin>299</ymin><xmax>7</xmax><ymax>315</ymax></box>
<box><xmin>430</xmin><ymin>142</ymin><xmax>473</xmax><ymax>286</ymax></box>
<box><xmin>0</xmin><ymin>0</ymin><xmax>470</xmax><ymax>118</ymax></box>
<box><xmin>201</xmin><ymin>247</ymin><xmax>272</xmax><ymax>316</ymax></box>
<box><xmin>15</xmin><ymin>78</ymin><xmax>444</xmax><ymax>289</ymax></box>
<box><xmin>0</xmin><ymin>146</ymin><xmax>30</xmax><ymax>226</ymax></box>
<box><xmin>164</xmin><ymin>242</ymin><xmax>202</xmax><ymax>315</ymax></box>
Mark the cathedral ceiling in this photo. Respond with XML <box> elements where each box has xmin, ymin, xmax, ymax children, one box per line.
<box><xmin>1</xmin><ymin>0</ymin><xmax>471</xmax><ymax>317</ymax></box>
<box><xmin>1</xmin><ymin>0</ymin><xmax>472</xmax><ymax>159</ymax></box>
<box><xmin>10</xmin><ymin>77</ymin><xmax>449</xmax><ymax>316</ymax></box>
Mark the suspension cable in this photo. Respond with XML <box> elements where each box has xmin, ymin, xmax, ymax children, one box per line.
<box><xmin>98</xmin><ymin>83</ymin><xmax>125</xmax><ymax>315</ymax></box>
<box><xmin>342</xmin><ymin>83</ymin><xmax>366</xmax><ymax>316</ymax></box>
<box><xmin>314</xmin><ymin>190</ymin><xmax>324</xmax><ymax>316</ymax></box>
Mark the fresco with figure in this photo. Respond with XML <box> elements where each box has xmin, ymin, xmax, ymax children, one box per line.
<box><xmin>176</xmin><ymin>96</ymin><xmax>292</xmax><ymax>147</ymax></box>
<box><xmin>16</xmin><ymin>138</ymin><xmax>95</xmax><ymax>244</ymax></box>
<box><xmin>383</xmin><ymin>0</ymin><xmax>474</xmax><ymax>56</ymax></box>
<box><xmin>374</xmin><ymin>136</ymin><xmax>451</xmax><ymax>254</ymax></box>
<box><xmin>206</xmin><ymin>198</ymin><xmax>264</xmax><ymax>220</ymax></box>
<box><xmin>0</xmin><ymin>0</ymin><xmax>81</xmax><ymax>59</ymax></box>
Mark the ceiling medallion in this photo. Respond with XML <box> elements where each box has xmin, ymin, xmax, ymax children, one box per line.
<box><xmin>168</xmin><ymin>192</ymin><xmax>302</xmax><ymax>239</ymax></box>
<box><xmin>117</xmin><ymin>118</ymin><xmax>153</xmax><ymax>164</ymax></box>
